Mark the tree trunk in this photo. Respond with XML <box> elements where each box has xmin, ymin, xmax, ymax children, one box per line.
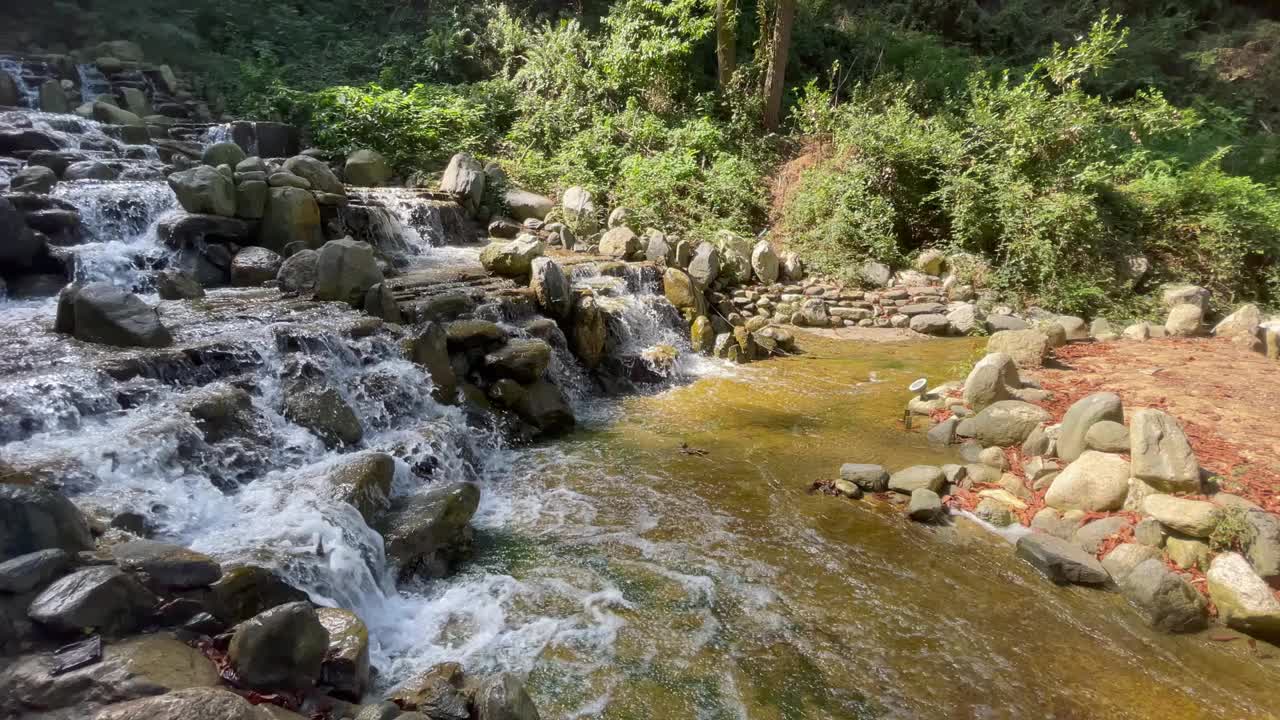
<box><xmin>715</xmin><ymin>0</ymin><xmax>737</xmax><ymax>89</ymax></box>
<box><xmin>762</xmin><ymin>0</ymin><xmax>795</xmax><ymax>131</ymax></box>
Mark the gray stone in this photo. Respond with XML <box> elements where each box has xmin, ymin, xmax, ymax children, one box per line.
<box><xmin>282</xmin><ymin>155</ymin><xmax>343</xmax><ymax>195</ymax></box>
<box><xmin>277</xmin><ymin>248</ymin><xmax>319</xmax><ymax>294</ymax></box>
<box><xmin>206</xmin><ymin>565</ymin><xmax>307</xmax><ymax>625</ymax></box>
<box><xmin>1119</xmin><ymin>559</ymin><xmax>1208</xmax><ymax>632</ymax></box>
<box><xmin>316</xmin><ymin>238</ymin><xmax>382</xmax><ymax>304</ymax></box>
<box><xmin>283</xmin><ymin>383</ymin><xmax>363</xmax><ymax>447</ymax></box>
<box><xmin>168</xmin><ymin>166</ymin><xmax>235</xmax><ymax>217</ymax></box>
<box><xmin>92</xmin><ymin>101</ymin><xmax>143</xmax><ymax>126</ymax></box>
<box><xmin>408</xmin><ymin>322</ymin><xmax>458</xmax><ymax>403</ymax></box>
<box><xmin>1142</xmin><ymin>495</ymin><xmax>1219</xmax><ymax>538</ymax></box>
<box><xmin>1165</xmin><ymin>536</ymin><xmax>1209</xmax><ymax>570</ymax></box>
<box><xmin>230</xmin><ymin>601</ymin><xmax>329</xmax><ymax>691</ymax></box>
<box><xmin>839</xmin><ymin>464</ymin><xmax>889</xmax><ymax>492</ymax></box>
<box><xmin>157</xmin><ymin>269</ymin><xmax>205</xmax><ymax>301</ymax></box>
<box><xmin>0</xmin><ymin>485</ymin><xmax>93</xmax><ymax>563</ymax></box>
<box><xmin>1246</xmin><ymin>510</ymin><xmax>1280</xmax><ymax>579</ymax></box>
<box><xmin>1162</xmin><ymin>284</ymin><xmax>1210</xmax><ymax>312</ymax></box>
<box><xmin>908</xmin><ymin>489</ymin><xmax>943</xmax><ymax>522</ymax></box>
<box><xmin>484</xmin><ymin>339</ymin><xmax>552</xmax><ymax>383</ymax></box>
<box><xmin>888</xmin><ymin>466</ymin><xmax>945</xmax><ymax>494</ymax></box>
<box><xmin>28</xmin><ymin>566</ymin><xmax>156</xmax><ymax>634</ymax></box>
<box><xmin>986</xmin><ymin>315</ymin><xmax>1029</xmax><ymax>332</ymax></box>
<box><xmin>1057</xmin><ymin>392</ymin><xmax>1123</xmax><ymax>462</ymax></box>
<box><xmin>374</xmin><ymin>483</ymin><xmax>481</xmax><ymax>579</ymax></box>
<box><xmin>1084</xmin><ymin>420</ymin><xmax>1128</xmax><ymax>453</ymax></box>
<box><xmin>1134</xmin><ymin>517</ymin><xmax>1166</xmax><ymax>548</ymax></box>
<box><xmin>344</xmin><ymin>149</ymin><xmax>392</xmax><ymax>187</ymax></box>
<box><xmin>1165</xmin><ymin>303</ymin><xmax>1204</xmax><ymax>337</ymax></box>
<box><xmin>530</xmin><ymin>258</ymin><xmax>571</xmax><ymax>320</ymax></box>
<box><xmin>259</xmin><ymin>186</ymin><xmax>322</xmax><ymax>251</ymax></box>
<box><xmin>109</xmin><ymin>540</ymin><xmax>221</xmax><ymax>589</ymax></box>
<box><xmin>599</xmin><ymin>226</ymin><xmax>641</xmax><ymax>260</ymax></box>
<box><xmin>440</xmin><ymin>153</ymin><xmax>485</xmax><ymax>214</ymax></box>
<box><xmin>475</xmin><ymin>672</ymin><xmax>541</xmax><ymax>720</ymax></box>
<box><xmin>316</xmin><ymin>607</ymin><xmax>370</xmax><ymax>700</ymax></box>
<box><xmin>751</xmin><ymin>240</ymin><xmax>779</xmax><ymax>284</ymax></box>
<box><xmin>1044</xmin><ymin>451</ymin><xmax>1130</xmax><ymax>512</ymax></box>
<box><xmin>908</xmin><ymin>313</ymin><xmax>950</xmax><ymax>335</ymax></box>
<box><xmin>235</xmin><ymin>180</ymin><xmax>268</xmax><ymax>220</ymax></box>
<box><xmin>230</xmin><ymin>246</ymin><xmax>282</xmax><ymax>287</ymax></box>
<box><xmin>11</xmin><ymin>165</ymin><xmax>57</xmax><ymax>193</ymax></box>
<box><xmin>268</xmin><ymin>172</ymin><xmax>311</xmax><ymax>189</ymax></box>
<box><xmin>505</xmin><ymin>189</ymin><xmax>554</xmax><ymax>221</ymax></box>
<box><xmin>962</xmin><ymin>400</ymin><xmax>1051</xmax><ymax>447</ymax></box>
<box><xmin>1207</xmin><ymin>552</ymin><xmax>1280</xmax><ymax>642</ymax></box>
<box><xmin>858</xmin><ymin>261</ymin><xmax>891</xmax><ymax>288</ymax></box>
<box><xmin>1015</xmin><ymin>533</ymin><xmax>1108</xmax><ymax>585</ymax></box>
<box><xmin>687</xmin><ymin>242</ymin><xmax>720</xmax><ymax>288</ymax></box>
<box><xmin>1101</xmin><ymin>543</ymin><xmax>1162</xmax><ymax>582</ymax></box>
<box><xmin>962</xmin><ymin>352</ymin><xmax>1020</xmax><ymax>411</ymax></box>
<box><xmin>927</xmin><ymin>417</ymin><xmax>958</xmax><ymax>447</ymax></box>
<box><xmin>326</xmin><ymin>452</ymin><xmax>394</xmax><ymax>524</ymax></box>
<box><xmin>1129</xmin><ymin>409</ymin><xmax>1200</xmax><ymax>493</ymax></box>
<box><xmin>0</xmin><ymin>549</ymin><xmax>72</xmax><ymax>594</ymax></box>
<box><xmin>480</xmin><ymin>237</ymin><xmax>544</xmax><ymax>276</ymax></box>
<box><xmin>986</xmin><ymin>329</ymin><xmax>1050</xmax><ymax>368</ymax></box>
<box><xmin>1073</xmin><ymin>516</ymin><xmax>1130</xmax><ymax>554</ymax></box>
<box><xmin>561</xmin><ymin>187</ymin><xmax>596</xmax><ymax>233</ymax></box>
<box><xmin>202</xmin><ymin>142</ymin><xmax>247</xmax><ymax>168</ymax></box>
<box><xmin>363</xmin><ymin>282</ymin><xmax>402</xmax><ymax>323</ymax></box>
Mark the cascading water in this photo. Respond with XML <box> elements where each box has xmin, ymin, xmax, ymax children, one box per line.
<box><xmin>200</xmin><ymin>123</ymin><xmax>232</xmax><ymax>146</ymax></box>
<box><xmin>342</xmin><ymin>189</ymin><xmax>477</xmax><ymax>268</ymax></box>
<box><xmin>75</xmin><ymin>63</ymin><xmax>111</xmax><ymax>104</ymax></box>
<box><xmin>0</xmin><ymin>56</ymin><xmax>38</xmax><ymax>107</ymax></box>
<box><xmin>50</xmin><ymin>180</ymin><xmax>178</xmax><ymax>288</ymax></box>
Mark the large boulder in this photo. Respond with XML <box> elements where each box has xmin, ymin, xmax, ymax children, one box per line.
<box><xmin>1119</xmin><ymin>559</ymin><xmax>1208</xmax><ymax>632</ymax></box>
<box><xmin>344</xmin><ymin>149</ymin><xmax>392</xmax><ymax>187</ymax></box>
<box><xmin>986</xmin><ymin>329</ymin><xmax>1051</xmax><ymax>368</ymax></box>
<box><xmin>277</xmin><ymin>248</ymin><xmax>319</xmax><ymax>294</ymax></box>
<box><xmin>202</xmin><ymin>142</ymin><xmax>246</xmax><ymax>169</ymax></box>
<box><xmin>480</xmin><ymin>236</ymin><xmax>544</xmax><ymax>277</ymax></box>
<box><xmin>687</xmin><ymin>242</ymin><xmax>720</xmax><ymax>288</ymax></box>
<box><xmin>1129</xmin><ymin>409</ymin><xmax>1200</xmax><ymax>493</ymax></box>
<box><xmin>0</xmin><ymin>549</ymin><xmax>73</xmax><ymax>594</ymax></box>
<box><xmin>157</xmin><ymin>269</ymin><xmax>205</xmax><ymax>301</ymax></box>
<box><xmin>751</xmin><ymin>240</ymin><xmax>779</xmax><ymax>284</ymax></box>
<box><xmin>887</xmin><ymin>466</ymin><xmax>945</xmax><ymax>494</ymax></box>
<box><xmin>109</xmin><ymin>540</ymin><xmax>221</xmax><ymax>590</ymax></box>
<box><xmin>491</xmin><ymin>379</ymin><xmax>576</xmax><ymax>436</ymax></box>
<box><xmin>390</xmin><ymin>663</ymin><xmax>470</xmax><ymax>718</ymax></box>
<box><xmin>1214</xmin><ymin>303</ymin><xmax>1262</xmax><ymax>341</ymax></box>
<box><xmin>282</xmin><ymin>155</ymin><xmax>343</xmax><ymax>195</ymax></box>
<box><xmin>780</xmin><ymin>251</ymin><xmax>804</xmax><ymax>281</ymax></box>
<box><xmin>1015</xmin><ymin>533</ymin><xmax>1108</xmax><ymax>585</ymax></box>
<box><xmin>0</xmin><ymin>197</ymin><xmax>43</xmax><ymax>270</ymax></box>
<box><xmin>317</xmin><ymin>607</ymin><xmax>371</xmax><ymax>700</ymax></box>
<box><xmin>283</xmin><ymin>382</ymin><xmax>363</xmax><ymax>447</ymax></box>
<box><xmin>1044</xmin><ymin>451</ymin><xmax>1130</xmax><ymax>512</ymax></box>
<box><xmin>483</xmin><ymin>339</ymin><xmax>552</xmax><ymax>383</ymax></box>
<box><xmin>230</xmin><ymin>247</ymin><xmax>283</xmax><ymax>287</ymax></box>
<box><xmin>858</xmin><ymin>260</ymin><xmax>891</xmax><ymax>288</ymax></box>
<box><xmin>1084</xmin><ymin>420</ymin><xmax>1128</xmax><ymax>453</ymax></box>
<box><xmin>475</xmin><ymin>672</ymin><xmax>541</xmax><ymax>720</ymax></box>
<box><xmin>561</xmin><ymin>186</ymin><xmax>597</xmax><ymax>233</ymax></box>
<box><xmin>505</xmin><ymin>189</ymin><xmax>554</xmax><ymax>221</ymax></box>
<box><xmin>315</xmin><ymin>238</ymin><xmax>382</xmax><ymax>304</ymax></box>
<box><xmin>374</xmin><ymin>483</ymin><xmax>481</xmax><ymax>579</ymax></box>
<box><xmin>908</xmin><ymin>488</ymin><xmax>944</xmax><ymax>522</ymax></box>
<box><xmin>662</xmin><ymin>267</ymin><xmax>702</xmax><ymax>313</ymax></box>
<box><xmin>168</xmin><ymin>166</ymin><xmax>236</xmax><ymax>217</ymax></box>
<box><xmin>1207</xmin><ymin>552</ymin><xmax>1280</xmax><ymax>642</ymax></box>
<box><xmin>96</xmin><ymin>687</ymin><xmax>274</xmax><ymax>720</ymax></box>
<box><xmin>28</xmin><ymin>566</ymin><xmax>156</xmax><ymax>634</ymax></box>
<box><xmin>205</xmin><ymin>565</ymin><xmax>308</xmax><ymax>625</ymax></box>
<box><xmin>1162</xmin><ymin>284</ymin><xmax>1210</xmax><ymax>313</ymax></box>
<box><xmin>235</xmin><ymin>180</ymin><xmax>268</xmax><ymax>220</ymax></box>
<box><xmin>11</xmin><ymin>165</ymin><xmax>57</xmax><ymax>193</ymax></box>
<box><xmin>1142</xmin><ymin>495</ymin><xmax>1219</xmax><ymax>538</ymax></box>
<box><xmin>599</xmin><ymin>226</ymin><xmax>641</xmax><ymax>260</ymax></box>
<box><xmin>0</xmin><ymin>485</ymin><xmax>93</xmax><ymax>563</ymax></box>
<box><xmin>713</xmin><ymin>233</ymin><xmax>753</xmax><ymax>286</ymax></box>
<box><xmin>909</xmin><ymin>313</ymin><xmax>950</xmax><ymax>335</ymax></box>
<box><xmin>569</xmin><ymin>295</ymin><xmax>606</xmax><ymax>369</ymax></box>
<box><xmin>1056</xmin><ymin>392</ymin><xmax>1123</xmax><ymax>462</ymax></box>
<box><xmin>530</xmin><ymin>258</ymin><xmax>571</xmax><ymax>320</ymax></box>
<box><xmin>440</xmin><ymin>153</ymin><xmax>485</xmax><ymax>214</ymax></box>
<box><xmin>57</xmin><ymin>282</ymin><xmax>173</xmax><ymax>347</ymax></box>
<box><xmin>408</xmin><ymin>322</ymin><xmax>459</xmax><ymax>403</ymax></box>
<box><xmin>958</xmin><ymin>400</ymin><xmax>1051</xmax><ymax>447</ymax></box>
<box><xmin>1164</xmin><ymin>303</ymin><xmax>1204</xmax><ymax>337</ymax></box>
<box><xmin>229</xmin><ymin>602</ymin><xmax>329</xmax><ymax>691</ymax></box>
<box><xmin>962</xmin><ymin>352</ymin><xmax>1020</xmax><ymax>412</ymax></box>
<box><xmin>259</xmin><ymin>186</ymin><xmax>322</xmax><ymax>251</ymax></box>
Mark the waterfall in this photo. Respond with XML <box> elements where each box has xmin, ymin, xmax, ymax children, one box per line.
<box><xmin>200</xmin><ymin>123</ymin><xmax>232</xmax><ymax>146</ymax></box>
<box><xmin>75</xmin><ymin>63</ymin><xmax>111</xmax><ymax>104</ymax></box>
<box><xmin>341</xmin><ymin>189</ymin><xmax>475</xmax><ymax>266</ymax></box>
<box><xmin>0</xmin><ymin>56</ymin><xmax>38</xmax><ymax>107</ymax></box>
<box><xmin>0</xmin><ymin>109</ymin><xmax>119</xmax><ymax>154</ymax></box>
<box><xmin>50</xmin><ymin>180</ymin><xmax>178</xmax><ymax>289</ymax></box>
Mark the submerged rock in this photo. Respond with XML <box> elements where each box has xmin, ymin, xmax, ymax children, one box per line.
<box><xmin>1015</xmin><ymin>533</ymin><xmax>1108</xmax><ymax>585</ymax></box>
<box><xmin>283</xmin><ymin>382</ymin><xmax>364</xmax><ymax>447</ymax></box>
<box><xmin>1120</xmin><ymin>559</ymin><xmax>1208</xmax><ymax>633</ymax></box>
<box><xmin>317</xmin><ymin>607</ymin><xmax>371</xmax><ymax>700</ymax></box>
<box><xmin>229</xmin><ymin>601</ymin><xmax>329</xmax><ymax>691</ymax></box>
<box><xmin>375</xmin><ymin>482</ymin><xmax>481</xmax><ymax>579</ymax></box>
<box><xmin>206</xmin><ymin>565</ymin><xmax>308</xmax><ymax>625</ymax></box>
<box><xmin>475</xmin><ymin>672</ymin><xmax>542</xmax><ymax>720</ymax></box>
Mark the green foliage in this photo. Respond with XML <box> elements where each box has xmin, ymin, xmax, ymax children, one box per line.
<box><xmin>1210</xmin><ymin>506</ymin><xmax>1257</xmax><ymax>553</ymax></box>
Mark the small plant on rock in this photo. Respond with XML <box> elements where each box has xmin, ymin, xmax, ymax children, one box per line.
<box><xmin>1210</xmin><ymin>506</ymin><xmax>1256</xmax><ymax>553</ymax></box>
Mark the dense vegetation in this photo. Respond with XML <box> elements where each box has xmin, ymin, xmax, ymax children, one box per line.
<box><xmin>14</xmin><ymin>0</ymin><xmax>1280</xmax><ymax>315</ymax></box>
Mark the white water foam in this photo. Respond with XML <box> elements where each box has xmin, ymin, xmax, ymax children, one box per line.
<box><xmin>51</xmin><ymin>180</ymin><xmax>178</xmax><ymax>289</ymax></box>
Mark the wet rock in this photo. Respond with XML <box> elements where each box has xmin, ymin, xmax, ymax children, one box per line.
<box><xmin>1074</xmin><ymin>516</ymin><xmax>1130</xmax><ymax>554</ymax></box>
<box><xmin>1044</xmin><ymin>451</ymin><xmax>1130</xmax><ymax>512</ymax></box>
<box><xmin>0</xmin><ymin>128</ymin><xmax>62</xmax><ymax>152</ymax></box>
<box><xmin>282</xmin><ymin>155</ymin><xmax>343</xmax><ymax>195</ymax></box>
<box><xmin>110</xmin><ymin>540</ymin><xmax>221</xmax><ymax>590</ymax></box>
<box><xmin>690</xmin><ymin>315</ymin><xmax>715</xmax><ymax>353</ymax></box>
<box><xmin>985</xmin><ymin>329</ymin><xmax>1050</xmax><ymax>368</ymax></box>
<box><xmin>1164</xmin><ymin>303</ymin><xmax>1204</xmax><ymax>337</ymax></box>
<box><xmin>505</xmin><ymin>189</ymin><xmax>554</xmax><ymax>221</ymax></box>
<box><xmin>408</xmin><ymin>321</ymin><xmax>459</xmax><ymax>403</ymax></box>
<box><xmin>1056</xmin><ymin>392</ymin><xmax>1123</xmax><ymax>462</ymax></box>
<box><xmin>1083</xmin><ymin>420</ymin><xmax>1127</xmax><ymax>453</ymax></box>
<box><xmin>958</xmin><ymin>400</ymin><xmax>1050</xmax><ymax>447</ymax></box>
<box><xmin>235</xmin><ymin>180</ymin><xmax>268</xmax><ymax>220</ymax></box>
<box><xmin>492</xmin><ymin>379</ymin><xmax>576</xmax><ymax>436</ymax></box>
<box><xmin>179</xmin><ymin>383</ymin><xmax>257</xmax><ymax>443</ymax></box>
<box><xmin>1208</xmin><ymin>552</ymin><xmax>1280</xmax><ymax>642</ymax></box>
<box><xmin>390</xmin><ymin>662</ymin><xmax>470</xmax><ymax>718</ymax></box>
<box><xmin>1129</xmin><ymin>409</ymin><xmax>1200</xmax><ymax>493</ymax></box>
<box><xmin>1142</xmin><ymin>495</ymin><xmax>1219</xmax><ymax>538</ymax></box>
<box><xmin>975</xmin><ymin>498</ymin><xmax>1015</xmax><ymax>526</ymax></box>
<box><xmin>446</xmin><ymin>319</ymin><xmax>508</xmax><ymax>351</ymax></box>
<box><xmin>28</xmin><ymin>565</ymin><xmax>156</xmax><ymax>634</ymax></box>
<box><xmin>1119</xmin><ymin>559</ymin><xmax>1208</xmax><ymax>632</ymax></box>
<box><xmin>63</xmin><ymin>160</ymin><xmax>117</xmax><ymax>181</ymax></box>
<box><xmin>569</xmin><ymin>295</ymin><xmax>606</xmax><ymax>369</ymax></box>
<box><xmin>0</xmin><ymin>485</ymin><xmax>94</xmax><ymax>563</ymax></box>
<box><xmin>283</xmin><ymin>382</ymin><xmax>363</xmax><ymax>447</ymax></box>
<box><xmin>374</xmin><ymin>482</ymin><xmax>480</xmax><ymax>579</ymax></box>
<box><xmin>440</xmin><ymin>153</ymin><xmax>485</xmax><ymax>214</ymax></box>
<box><xmin>157</xmin><ymin>269</ymin><xmax>205</xmax><ymax>300</ymax></box>
<box><xmin>325</xmin><ymin>452</ymin><xmax>394</xmax><ymax>524</ymax></box>
<box><xmin>57</xmin><ymin>282</ymin><xmax>172</xmax><ymax>347</ymax></box>
<box><xmin>316</xmin><ymin>238</ymin><xmax>382</xmax><ymax>304</ymax></box>
<box><xmin>277</xmin><ymin>248</ymin><xmax>319</xmax><ymax>294</ymax></box>
<box><xmin>168</xmin><ymin>165</ymin><xmax>236</xmax><ymax>217</ymax></box>
<box><xmin>1101</xmin><ymin>543</ymin><xmax>1162</xmax><ymax>582</ymax></box>
<box><xmin>206</xmin><ymin>565</ymin><xmax>308</xmax><ymax>625</ymax></box>
<box><xmin>484</xmin><ymin>339</ymin><xmax>552</xmax><ymax>383</ymax></box>
<box><xmin>355</xmin><ymin>702</ymin><xmax>405</xmax><ymax>720</ymax></box>
<box><xmin>230</xmin><ymin>601</ymin><xmax>329</xmax><ymax>691</ymax></box>
<box><xmin>475</xmin><ymin>672</ymin><xmax>541</xmax><ymax>720</ymax></box>
<box><xmin>344</xmin><ymin>149</ymin><xmax>392</xmax><ymax>187</ymax></box>
<box><xmin>11</xmin><ymin>165</ymin><xmax>57</xmax><ymax>193</ymax></box>
<box><xmin>531</xmin><ymin>258</ymin><xmax>571</xmax><ymax>320</ymax></box>
<box><xmin>687</xmin><ymin>242</ymin><xmax>720</xmax><ymax>288</ymax></box>
<box><xmin>317</xmin><ymin>607</ymin><xmax>371</xmax><ymax>700</ymax></box>
<box><xmin>908</xmin><ymin>489</ymin><xmax>944</xmax><ymax>522</ymax></box>
<box><xmin>260</xmin><ymin>186</ymin><xmax>323</xmax><ymax>251</ymax></box>
<box><xmin>480</xmin><ymin>236</ymin><xmax>544</xmax><ymax>277</ymax></box>
<box><xmin>0</xmin><ymin>549</ymin><xmax>72</xmax><ymax>594</ymax></box>
<box><xmin>203</xmin><ymin>142</ymin><xmax>246</xmax><ymax>168</ymax></box>
<box><xmin>363</xmin><ymin>282</ymin><xmax>402</xmax><ymax>323</ymax></box>
<box><xmin>1015</xmin><ymin>533</ymin><xmax>1108</xmax><ymax>585</ymax></box>
<box><xmin>230</xmin><ymin>246</ymin><xmax>283</xmax><ymax>287</ymax></box>
<box><xmin>888</xmin><ymin>465</ymin><xmax>945</xmax><ymax>494</ymax></box>
<box><xmin>0</xmin><ymin>196</ymin><xmax>43</xmax><ymax>271</ymax></box>
<box><xmin>599</xmin><ymin>226</ymin><xmax>641</xmax><ymax>260</ymax></box>
<box><xmin>662</xmin><ymin>267</ymin><xmax>702</xmax><ymax>313</ymax></box>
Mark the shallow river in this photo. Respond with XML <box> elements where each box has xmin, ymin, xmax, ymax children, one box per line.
<box><xmin>452</xmin><ymin>333</ymin><xmax>1280</xmax><ymax>720</ymax></box>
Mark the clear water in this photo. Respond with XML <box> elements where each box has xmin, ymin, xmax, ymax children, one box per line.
<box><xmin>0</xmin><ymin>56</ymin><xmax>38</xmax><ymax>107</ymax></box>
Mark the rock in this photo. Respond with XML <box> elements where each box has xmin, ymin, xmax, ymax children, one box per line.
<box><xmin>907</xmin><ymin>489</ymin><xmax>944</xmax><ymax>522</ymax></box>
<box><xmin>0</xmin><ymin>71</ymin><xmax>16</xmax><ymax>106</ymax></box>
<box><xmin>1162</xmin><ymin>284</ymin><xmax>1210</xmax><ymax>312</ymax></box>
<box><xmin>1044</xmin><ymin>451</ymin><xmax>1130</xmax><ymax>512</ymax></box>
<box><xmin>440</xmin><ymin>153</ymin><xmax>486</xmax><ymax>214</ymax></box>
<box><xmin>344</xmin><ymin>149</ymin><xmax>392</xmax><ymax>187</ymax></box>
<box><xmin>389</xmin><ymin>663</ymin><xmax>470</xmax><ymax>718</ymax></box>
<box><xmin>915</xmin><ymin>249</ymin><xmax>945</xmax><ymax>275</ymax></box>
<box><xmin>1101</xmin><ymin>543</ymin><xmax>1162</xmax><ymax>582</ymax></box>
<box><xmin>888</xmin><ymin>466</ymin><xmax>945</xmax><ymax>494</ymax></box>
<box><xmin>1119</xmin><ymin>559</ymin><xmax>1208</xmax><ymax>632</ymax></box>
<box><xmin>1214</xmin><ymin>304</ymin><xmax>1262</xmax><ymax>342</ymax></box>
<box><xmin>1164</xmin><ymin>303</ymin><xmax>1204</xmax><ymax>337</ymax></box>
<box><xmin>986</xmin><ymin>329</ymin><xmax>1050</xmax><ymax>368</ymax></box>
<box><xmin>179</xmin><ymin>383</ymin><xmax>257</xmax><ymax>443</ymax></box>
<box><xmin>316</xmin><ymin>238</ymin><xmax>382</xmax><ymax>304</ymax></box>
<box><xmin>11</xmin><ymin>165</ymin><xmax>57</xmax><ymax>193</ymax></box>
<box><xmin>28</xmin><ymin>566</ymin><xmax>155</xmax><ymax>634</ymax></box>
<box><xmin>484</xmin><ymin>339</ymin><xmax>552</xmax><ymax>383</ymax></box>
<box><xmin>1015</xmin><ymin>533</ymin><xmax>1108</xmax><ymax>585</ymax></box>
<box><xmin>363</xmin><ymin>282</ymin><xmax>402</xmax><ymax>323</ymax></box>
<box><xmin>283</xmin><ymin>383</ymin><xmax>363</xmax><ymax>447</ymax></box>
<box><xmin>946</xmin><ymin>304</ymin><xmax>982</xmax><ymax>335</ymax></box>
<box><xmin>447</xmin><ymin>320</ymin><xmax>508</xmax><ymax>351</ymax></box>
<box><xmin>374</xmin><ymin>483</ymin><xmax>480</xmax><ymax>579</ymax></box>
<box><xmin>230</xmin><ymin>602</ymin><xmax>329</xmax><ymax>691</ymax></box>
<box><xmin>96</xmin><ymin>686</ymin><xmax>273</xmax><ymax>720</ymax></box>
<box><xmin>962</xmin><ymin>352</ymin><xmax>1020</xmax><ymax>411</ymax></box>
<box><xmin>168</xmin><ymin>166</ymin><xmax>236</xmax><ymax>216</ymax></box>
<box><xmin>58</xmin><ymin>282</ymin><xmax>172</xmax><ymax>347</ymax></box>
<box><xmin>599</xmin><ymin>226</ymin><xmax>641</xmax><ymax>260</ymax></box>
<box><xmin>1142</xmin><ymin>495</ymin><xmax>1219</xmax><ymax>538</ymax></box>
<box><xmin>909</xmin><ymin>313</ymin><xmax>950</xmax><ymax>335</ymax></box>
<box><xmin>690</xmin><ymin>315</ymin><xmax>715</xmax><ymax>353</ymax></box>
<box><xmin>317</xmin><ymin>607</ymin><xmax>370</xmax><ymax>700</ymax></box>
<box><xmin>0</xmin><ymin>485</ymin><xmax>93</xmax><ymax>563</ymax></box>
<box><xmin>480</xmin><ymin>237</ymin><xmax>544</xmax><ymax>276</ymax></box>
<box><xmin>1165</xmin><ymin>536</ymin><xmax>1209</xmax><ymax>570</ymax></box>
<box><xmin>1084</xmin><ymin>420</ymin><xmax>1128</xmax><ymax>453</ymax></box>
<box><xmin>505</xmin><ymin>189</ymin><xmax>554</xmax><ymax>221</ymax></box>
<box><xmin>530</xmin><ymin>258</ymin><xmax>571</xmax><ymax>320</ymax></box>
<box><xmin>839</xmin><ymin>464</ymin><xmax>889</xmax><ymax>492</ymax></box>
<box><xmin>206</xmin><ymin>565</ymin><xmax>308</xmax><ymax>625</ymax></box>
<box><xmin>1122</xmin><ymin>322</ymin><xmax>1150</xmax><ymax>341</ymax></box>
<box><xmin>961</xmin><ymin>400</ymin><xmax>1051</xmax><ymax>447</ymax></box>
<box><xmin>750</xmin><ymin>240</ymin><xmax>779</xmax><ymax>283</ymax></box>
<box><xmin>235</xmin><ymin>180</ymin><xmax>268</xmax><ymax>220</ymax></box>
<box><xmin>780</xmin><ymin>251</ymin><xmax>804</xmax><ymax>280</ymax></box>
<box><xmin>975</xmin><ymin>498</ymin><xmax>1016</xmax><ymax>526</ymax></box>
<box><xmin>1029</xmin><ymin>508</ymin><xmax>1081</xmax><ymax>540</ymax></box>
<box><xmin>662</xmin><ymin>267</ymin><xmax>702</xmax><ymax>314</ymax></box>
<box><xmin>0</xmin><ymin>549</ymin><xmax>72</xmax><ymax>594</ymax></box>
<box><xmin>493</xmin><ymin>379</ymin><xmax>576</xmax><ymax>435</ymax></box>
<box><xmin>985</xmin><ymin>315</ymin><xmax>1029</xmax><ymax>332</ymax></box>
<box><xmin>110</xmin><ymin>540</ymin><xmax>221</xmax><ymax>589</ymax></box>
<box><xmin>277</xmin><ymin>248</ymin><xmax>319</xmax><ymax>294</ymax></box>
<box><xmin>92</xmin><ymin>101</ymin><xmax>143</xmax><ymax>126</ymax></box>
<box><xmin>927</xmin><ymin>417</ymin><xmax>958</xmax><ymax>447</ymax></box>
<box><xmin>1246</xmin><ymin>511</ymin><xmax>1280</xmax><ymax>579</ymax></box>
<box><xmin>687</xmin><ymin>242</ymin><xmax>720</xmax><ymax>288</ymax></box>
<box><xmin>798</xmin><ymin>298</ymin><xmax>829</xmax><ymax>327</ymax></box>
<box><xmin>858</xmin><ymin>260</ymin><xmax>891</xmax><ymax>288</ymax></box>
<box><xmin>475</xmin><ymin>672</ymin><xmax>541</xmax><ymax>720</ymax></box>
<box><xmin>230</xmin><ymin>247</ymin><xmax>283</xmax><ymax>287</ymax></box>
<box><xmin>408</xmin><ymin>322</ymin><xmax>458</xmax><ymax>403</ymax></box>
<box><xmin>1056</xmin><ymin>392</ymin><xmax>1123</xmax><ymax>462</ymax></box>
<box><xmin>488</xmin><ymin>218</ymin><xmax>521</xmax><ymax>239</ymax></box>
<box><xmin>569</xmin><ymin>295</ymin><xmax>607</xmax><ymax>369</ymax></box>
<box><xmin>1134</xmin><ymin>517</ymin><xmax>1167</xmax><ymax>547</ymax></box>
<box><xmin>157</xmin><ymin>268</ymin><xmax>205</xmax><ymax>300</ymax></box>
<box><xmin>260</xmin><ymin>186</ymin><xmax>322</xmax><ymax>251</ymax></box>
<box><xmin>268</xmin><ymin>172</ymin><xmax>311</xmax><ymax>189</ymax></box>
<box><xmin>1207</xmin><ymin>552</ymin><xmax>1280</xmax><ymax>642</ymax></box>
<box><xmin>1074</xmin><ymin>516</ymin><xmax>1130</xmax><ymax>554</ymax></box>
<box><xmin>1129</xmin><ymin>409</ymin><xmax>1200</xmax><ymax>493</ymax></box>
<box><xmin>202</xmin><ymin>142</ymin><xmax>247</xmax><ymax>169</ymax></box>
<box><xmin>561</xmin><ymin>187</ymin><xmax>597</xmax><ymax>233</ymax></box>
<box><xmin>282</xmin><ymin>155</ymin><xmax>343</xmax><ymax>195</ymax></box>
